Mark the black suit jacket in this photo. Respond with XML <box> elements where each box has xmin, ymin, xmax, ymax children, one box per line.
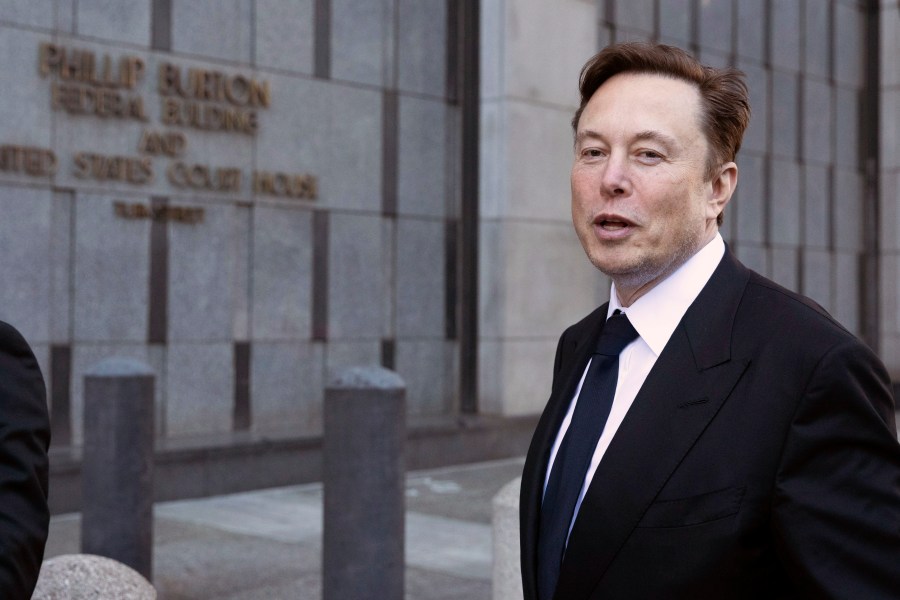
<box><xmin>0</xmin><ymin>321</ymin><xmax>50</xmax><ymax>598</ymax></box>
<box><xmin>520</xmin><ymin>250</ymin><xmax>900</xmax><ymax>599</ymax></box>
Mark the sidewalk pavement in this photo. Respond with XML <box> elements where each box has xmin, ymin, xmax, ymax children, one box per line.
<box><xmin>44</xmin><ymin>457</ymin><xmax>526</xmax><ymax>600</ymax></box>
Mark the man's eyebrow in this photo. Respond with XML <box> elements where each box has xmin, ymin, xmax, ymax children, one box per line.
<box><xmin>633</xmin><ymin>130</ymin><xmax>677</xmax><ymax>148</ymax></box>
<box><xmin>575</xmin><ymin>129</ymin><xmax>603</xmax><ymax>145</ymax></box>
<box><xmin>575</xmin><ymin>129</ymin><xmax>678</xmax><ymax>148</ymax></box>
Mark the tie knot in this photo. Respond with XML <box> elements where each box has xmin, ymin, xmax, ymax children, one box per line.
<box><xmin>595</xmin><ymin>312</ymin><xmax>639</xmax><ymax>356</ymax></box>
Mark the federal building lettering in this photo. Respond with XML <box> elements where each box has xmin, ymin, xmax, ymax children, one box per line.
<box><xmin>25</xmin><ymin>41</ymin><xmax>314</xmax><ymax>200</ymax></box>
<box><xmin>72</xmin><ymin>152</ymin><xmax>153</xmax><ymax>185</ymax></box>
<box><xmin>0</xmin><ymin>145</ymin><xmax>57</xmax><ymax>177</ymax></box>
<box><xmin>39</xmin><ymin>43</ymin><xmax>144</xmax><ymax>88</ymax></box>
<box><xmin>158</xmin><ymin>63</ymin><xmax>269</xmax><ymax>135</ymax></box>
<box><xmin>40</xmin><ymin>43</ymin><xmax>147</xmax><ymax>121</ymax></box>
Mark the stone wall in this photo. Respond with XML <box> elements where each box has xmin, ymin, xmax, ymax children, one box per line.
<box><xmin>0</xmin><ymin>0</ymin><xmax>460</xmax><ymax>444</ymax></box>
<box><xmin>480</xmin><ymin>0</ymin><xmax>880</xmax><ymax>415</ymax></box>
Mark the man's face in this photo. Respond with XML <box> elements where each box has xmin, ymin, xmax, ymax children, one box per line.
<box><xmin>571</xmin><ymin>72</ymin><xmax>729</xmax><ymax>302</ymax></box>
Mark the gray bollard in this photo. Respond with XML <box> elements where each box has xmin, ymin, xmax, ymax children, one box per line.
<box><xmin>323</xmin><ymin>366</ymin><xmax>406</xmax><ymax>600</ymax></box>
<box><xmin>33</xmin><ymin>554</ymin><xmax>157</xmax><ymax>599</ymax></box>
<box><xmin>81</xmin><ymin>358</ymin><xmax>155</xmax><ymax>580</ymax></box>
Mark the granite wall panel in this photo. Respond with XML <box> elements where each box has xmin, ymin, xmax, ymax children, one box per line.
<box><xmin>733</xmin><ymin>242</ymin><xmax>769</xmax><ymax>277</ymax></box>
<box><xmin>737</xmin><ymin>0</ymin><xmax>767</xmax><ymax>63</ymax></box>
<box><xmin>395</xmin><ymin>340</ymin><xmax>451</xmax><ymax>415</ymax></box>
<box><xmin>327</xmin><ymin>212</ymin><xmax>384</xmax><ymax>339</ymax></box>
<box><xmin>802</xmin><ymin>248</ymin><xmax>833</xmax><ymax>312</ymax></box>
<box><xmin>802</xmin><ymin>78</ymin><xmax>834</xmax><ymax>165</ymax></box>
<box><xmin>331</xmin><ymin>0</ymin><xmax>388</xmax><ymax>86</ymax></box>
<box><xmin>882</xmin><ymin>2</ymin><xmax>900</xmax><ymax>88</ymax></box>
<box><xmin>251</xmin><ymin>341</ymin><xmax>324</xmax><ymax>434</ymax></box>
<box><xmin>771</xmin><ymin>70</ymin><xmax>799</xmax><ymax>159</ymax></box>
<box><xmin>734</xmin><ymin>153</ymin><xmax>766</xmax><ymax>244</ymax></box>
<box><xmin>165</xmin><ymin>342</ymin><xmax>233</xmax><ymax>436</ymax></box>
<box><xmin>255</xmin><ymin>0</ymin><xmax>315</xmax><ymax>74</ymax></box>
<box><xmin>497</xmin><ymin>220</ymin><xmax>604</xmax><ymax>339</ymax></box>
<box><xmin>769</xmin><ymin>159</ymin><xmax>801</xmax><ymax>245</ymax></box>
<box><xmin>478</xmin><ymin>219</ymin><xmax>505</xmax><ymax>340</ymax></box>
<box><xmin>770</xmin><ymin>0</ymin><xmax>801</xmax><ymax>72</ymax></box>
<box><xmin>804</xmin><ymin>0</ymin><xmax>832</xmax><ymax>79</ymax></box>
<box><xmin>0</xmin><ymin>1</ymin><xmax>56</xmax><ymax>29</ymax></box>
<box><xmin>73</xmin><ymin>194</ymin><xmax>150</xmax><ymax>342</ymax></box>
<box><xmin>880</xmin><ymin>252</ymin><xmax>900</xmax><ymax>334</ymax></box>
<box><xmin>397</xmin><ymin>96</ymin><xmax>447</xmax><ymax>218</ymax></box>
<box><xmin>833</xmin><ymin>168</ymin><xmax>863</xmax><ymax>251</ymax></box>
<box><xmin>658</xmin><ymin>0</ymin><xmax>691</xmax><ymax>45</ymax></box>
<box><xmin>833</xmin><ymin>1</ymin><xmax>863</xmax><ymax>88</ymax></box>
<box><xmin>698</xmin><ymin>0</ymin><xmax>732</xmax><ymax>55</ymax></box>
<box><xmin>397</xmin><ymin>0</ymin><xmax>446</xmax><ymax>98</ymax></box>
<box><xmin>168</xmin><ymin>200</ymin><xmax>236</xmax><ymax>342</ymax></box>
<box><xmin>738</xmin><ymin>61</ymin><xmax>770</xmax><ymax>156</ymax></box>
<box><xmin>255</xmin><ymin>73</ymin><xmax>382</xmax><ymax>212</ymax></box>
<box><xmin>395</xmin><ymin>217</ymin><xmax>444</xmax><ymax>338</ymax></box>
<box><xmin>0</xmin><ymin>186</ymin><xmax>52</xmax><ymax>344</ymax></box>
<box><xmin>49</xmin><ymin>190</ymin><xmax>73</xmax><ymax>343</ymax></box>
<box><xmin>614</xmin><ymin>0</ymin><xmax>654</xmax><ymax>35</ymax></box>
<box><xmin>881</xmin><ymin>169</ymin><xmax>900</xmax><ymax>252</ymax></box>
<box><xmin>231</xmin><ymin>204</ymin><xmax>252</xmax><ymax>340</ymax></box>
<box><xmin>171</xmin><ymin>0</ymin><xmax>253</xmax><ymax>63</ymax></box>
<box><xmin>502</xmin><ymin>0</ymin><xmax>596</xmax><ymax>108</ymax></box>
<box><xmin>769</xmin><ymin>246</ymin><xmax>799</xmax><ymax>291</ymax></box>
<box><xmin>251</xmin><ymin>205</ymin><xmax>313</xmax><ymax>340</ymax></box>
<box><xmin>833</xmin><ymin>251</ymin><xmax>860</xmax><ymax>334</ymax></box>
<box><xmin>881</xmin><ymin>90</ymin><xmax>900</xmax><ymax>170</ymax></box>
<box><xmin>0</xmin><ymin>27</ymin><xmax>53</xmax><ymax>149</ymax></box>
<box><xmin>479</xmin><ymin>338</ymin><xmax>557</xmax><ymax>416</ymax></box>
<box><xmin>834</xmin><ymin>86</ymin><xmax>860</xmax><ymax>169</ymax></box>
<box><xmin>480</xmin><ymin>100</ymin><xmax>575</xmax><ymax>222</ymax></box>
<box><xmin>803</xmin><ymin>163</ymin><xmax>831</xmax><ymax>248</ymax></box>
<box><xmin>325</xmin><ymin>340</ymin><xmax>381</xmax><ymax>375</ymax></box>
<box><xmin>76</xmin><ymin>0</ymin><xmax>151</xmax><ymax>47</ymax></box>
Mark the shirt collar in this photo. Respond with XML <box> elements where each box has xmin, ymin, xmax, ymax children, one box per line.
<box><xmin>607</xmin><ymin>233</ymin><xmax>725</xmax><ymax>356</ymax></box>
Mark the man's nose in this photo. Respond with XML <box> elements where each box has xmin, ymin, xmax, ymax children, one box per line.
<box><xmin>600</xmin><ymin>153</ymin><xmax>631</xmax><ymax>197</ymax></box>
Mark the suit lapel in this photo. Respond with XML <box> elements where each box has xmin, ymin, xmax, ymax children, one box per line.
<box><xmin>520</xmin><ymin>304</ymin><xmax>608</xmax><ymax>599</ymax></box>
<box><xmin>554</xmin><ymin>250</ymin><xmax>753</xmax><ymax>599</ymax></box>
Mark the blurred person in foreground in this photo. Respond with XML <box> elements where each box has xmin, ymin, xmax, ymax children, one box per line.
<box><xmin>520</xmin><ymin>42</ymin><xmax>900</xmax><ymax>600</ymax></box>
<box><xmin>0</xmin><ymin>321</ymin><xmax>50</xmax><ymax>598</ymax></box>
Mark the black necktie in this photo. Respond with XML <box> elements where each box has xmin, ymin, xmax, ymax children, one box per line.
<box><xmin>537</xmin><ymin>311</ymin><xmax>639</xmax><ymax>600</ymax></box>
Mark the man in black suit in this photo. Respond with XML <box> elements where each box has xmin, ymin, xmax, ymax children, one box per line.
<box><xmin>0</xmin><ymin>321</ymin><xmax>50</xmax><ymax>598</ymax></box>
<box><xmin>520</xmin><ymin>42</ymin><xmax>900</xmax><ymax>599</ymax></box>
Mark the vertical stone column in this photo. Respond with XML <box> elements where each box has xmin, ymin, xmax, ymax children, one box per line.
<box><xmin>492</xmin><ymin>477</ymin><xmax>523</xmax><ymax>600</ymax></box>
<box><xmin>322</xmin><ymin>366</ymin><xmax>406</xmax><ymax>600</ymax></box>
<box><xmin>479</xmin><ymin>0</ymin><xmax>602</xmax><ymax>416</ymax></box>
<box><xmin>81</xmin><ymin>358</ymin><xmax>155</xmax><ymax>580</ymax></box>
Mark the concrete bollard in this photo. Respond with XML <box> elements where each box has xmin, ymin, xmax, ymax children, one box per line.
<box><xmin>323</xmin><ymin>366</ymin><xmax>406</xmax><ymax>600</ymax></box>
<box><xmin>33</xmin><ymin>554</ymin><xmax>157</xmax><ymax>599</ymax></box>
<box><xmin>81</xmin><ymin>358</ymin><xmax>155</xmax><ymax>580</ymax></box>
<box><xmin>493</xmin><ymin>477</ymin><xmax>524</xmax><ymax>600</ymax></box>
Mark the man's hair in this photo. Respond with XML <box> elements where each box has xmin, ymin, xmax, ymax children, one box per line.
<box><xmin>573</xmin><ymin>42</ymin><xmax>751</xmax><ymax>187</ymax></box>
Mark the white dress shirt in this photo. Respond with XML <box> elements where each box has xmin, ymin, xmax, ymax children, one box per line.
<box><xmin>544</xmin><ymin>233</ymin><xmax>726</xmax><ymax>537</ymax></box>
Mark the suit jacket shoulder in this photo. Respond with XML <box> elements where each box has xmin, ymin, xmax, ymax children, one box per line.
<box><xmin>522</xmin><ymin>249</ymin><xmax>900</xmax><ymax>600</ymax></box>
<box><xmin>0</xmin><ymin>321</ymin><xmax>50</xmax><ymax>598</ymax></box>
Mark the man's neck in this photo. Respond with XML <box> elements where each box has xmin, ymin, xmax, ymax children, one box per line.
<box><xmin>613</xmin><ymin>230</ymin><xmax>719</xmax><ymax>307</ymax></box>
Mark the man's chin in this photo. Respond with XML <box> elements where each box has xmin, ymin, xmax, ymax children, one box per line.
<box><xmin>590</xmin><ymin>257</ymin><xmax>662</xmax><ymax>291</ymax></box>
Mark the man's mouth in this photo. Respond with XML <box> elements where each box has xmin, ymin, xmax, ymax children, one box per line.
<box><xmin>599</xmin><ymin>219</ymin><xmax>629</xmax><ymax>230</ymax></box>
<box><xmin>594</xmin><ymin>215</ymin><xmax>634</xmax><ymax>230</ymax></box>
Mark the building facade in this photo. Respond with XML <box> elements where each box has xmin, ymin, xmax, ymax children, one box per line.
<box><xmin>0</xmin><ymin>0</ymin><xmax>894</xmax><ymax>502</ymax></box>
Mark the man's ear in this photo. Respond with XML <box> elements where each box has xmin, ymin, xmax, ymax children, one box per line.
<box><xmin>708</xmin><ymin>162</ymin><xmax>738</xmax><ymax>220</ymax></box>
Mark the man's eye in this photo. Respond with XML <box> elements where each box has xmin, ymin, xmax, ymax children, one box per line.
<box><xmin>637</xmin><ymin>150</ymin><xmax>663</xmax><ymax>162</ymax></box>
<box><xmin>584</xmin><ymin>148</ymin><xmax>604</xmax><ymax>157</ymax></box>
